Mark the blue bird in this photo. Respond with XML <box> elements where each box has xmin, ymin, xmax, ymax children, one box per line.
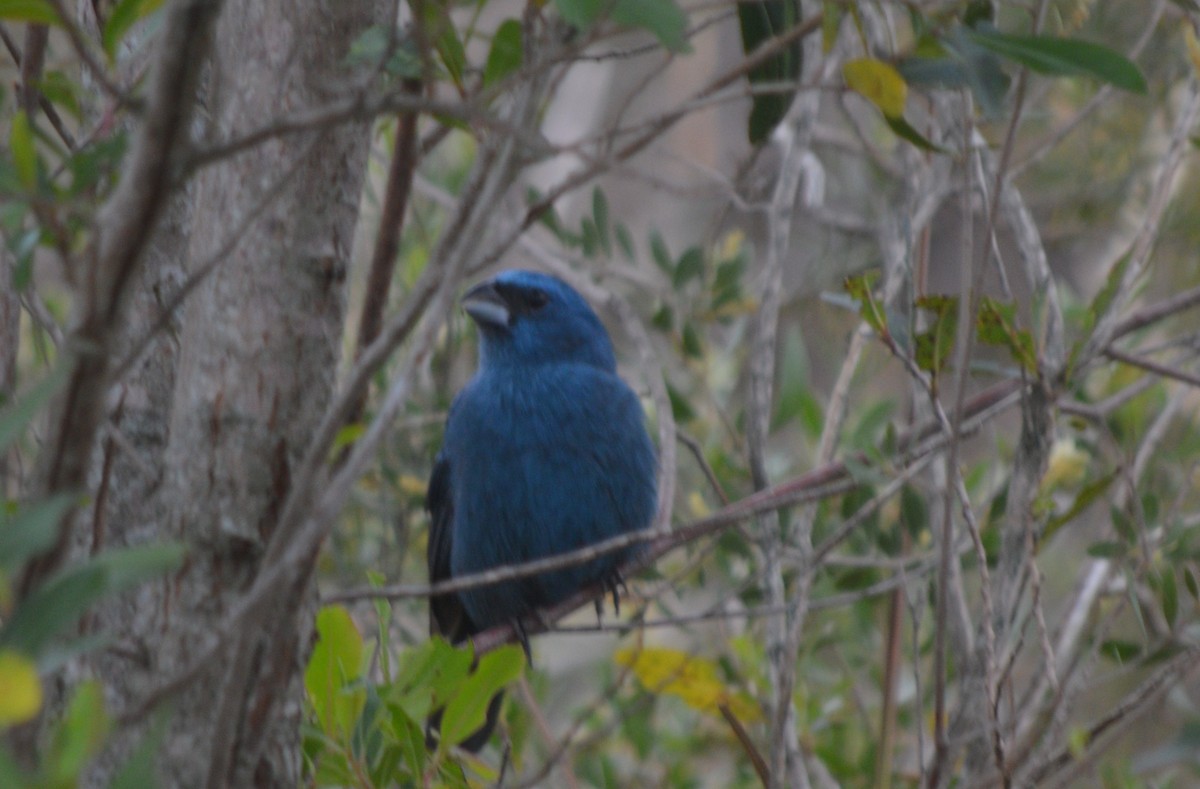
<box><xmin>426</xmin><ymin>269</ymin><xmax>657</xmax><ymax>748</ymax></box>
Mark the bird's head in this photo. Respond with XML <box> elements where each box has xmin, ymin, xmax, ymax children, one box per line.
<box><xmin>461</xmin><ymin>270</ymin><xmax>617</xmax><ymax>371</ymax></box>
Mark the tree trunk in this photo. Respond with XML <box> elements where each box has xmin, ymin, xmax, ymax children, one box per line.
<box><xmin>85</xmin><ymin>1</ymin><xmax>384</xmax><ymax>785</ymax></box>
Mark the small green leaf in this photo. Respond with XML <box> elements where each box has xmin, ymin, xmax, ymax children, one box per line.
<box><xmin>1158</xmin><ymin>566</ymin><xmax>1178</xmax><ymax>629</ymax></box>
<box><xmin>48</xmin><ymin>681</ymin><xmax>109</xmax><ymax>783</ymax></box>
<box><xmin>666</xmin><ymin>381</ymin><xmax>696</xmax><ymax>423</ymax></box>
<box><xmin>884</xmin><ymin>114</ymin><xmax>947</xmax><ymax>153</ymax></box>
<box><xmin>1043</xmin><ymin>472</ymin><xmax>1115</xmax><ymax>544</ymax></box>
<box><xmin>1</xmin><ymin>565</ymin><xmax>107</xmax><ymax>656</ymax></box>
<box><xmin>673</xmin><ymin>246</ymin><xmax>704</xmax><ymax>288</ymax></box>
<box><xmin>482</xmin><ymin>19</ymin><xmax>523</xmax><ymax>88</ymax></box>
<box><xmin>844</xmin><ymin>273</ymin><xmax>887</xmax><ymax>336</ymax></box>
<box><xmin>1099</xmin><ymin>639</ymin><xmax>1141</xmax><ymax>663</ymax></box>
<box><xmin>1086</xmin><ymin>541</ymin><xmax>1126</xmax><ymax>559</ymax></box>
<box><xmin>1185</xmin><ymin>566</ymin><xmax>1200</xmax><ymax>602</ymax></box>
<box><xmin>0</xmin><ymin>493</ymin><xmax>78</xmax><ymax>573</ymax></box>
<box><xmin>913</xmin><ymin>294</ymin><xmax>958</xmax><ymax>372</ymax></box>
<box><xmin>305</xmin><ymin>606</ymin><xmax>366</xmax><ymax>737</ymax></box>
<box><xmin>615</xmin><ymin>223</ymin><xmax>635</xmax><ymax>260</ymax></box>
<box><xmin>101</xmin><ymin>0</ymin><xmax>165</xmax><ymax>59</ymax></box>
<box><xmin>0</xmin><ymin>0</ymin><xmax>61</xmax><ymax>24</ymax></box>
<box><xmin>0</xmin><ymin>543</ymin><xmax>185</xmax><ymax>656</ymax></box>
<box><xmin>0</xmin><ymin>362</ymin><xmax>67</xmax><ymax>453</ymax></box>
<box><xmin>650</xmin><ymin>231</ymin><xmax>672</xmax><ymax>272</ymax></box>
<box><xmin>10</xmin><ymin>111</ymin><xmax>38</xmax><ymax>189</ymax></box>
<box><xmin>772</xmin><ymin>324</ymin><xmax>810</xmax><ymax>430</ymax></box>
<box><xmin>554</xmin><ymin>0</ymin><xmax>605</xmax><ymax>29</ymax></box>
<box><xmin>738</xmin><ymin>0</ymin><xmax>803</xmax><ymax>144</ymax></box>
<box><xmin>977</xmin><ymin>298</ymin><xmax>1037</xmax><ymax>373</ymax></box>
<box><xmin>611</xmin><ymin>0</ymin><xmax>690</xmax><ymax>53</ymax></box>
<box><xmin>964</xmin><ymin>29</ymin><xmax>1148</xmax><ymax>94</ymax></box>
<box><xmin>592</xmin><ymin>188</ymin><xmax>610</xmax><ymax>255</ymax></box>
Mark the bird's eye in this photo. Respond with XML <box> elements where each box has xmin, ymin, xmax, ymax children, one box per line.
<box><xmin>526</xmin><ymin>289</ymin><xmax>550</xmax><ymax>310</ymax></box>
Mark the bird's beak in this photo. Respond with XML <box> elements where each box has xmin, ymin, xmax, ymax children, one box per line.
<box><xmin>461</xmin><ymin>281</ymin><xmax>510</xmax><ymax>329</ymax></box>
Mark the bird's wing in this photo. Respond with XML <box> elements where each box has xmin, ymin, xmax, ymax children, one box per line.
<box><xmin>426</xmin><ymin>452</ymin><xmax>471</xmax><ymax>642</ymax></box>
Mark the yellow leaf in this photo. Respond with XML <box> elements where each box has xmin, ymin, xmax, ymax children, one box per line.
<box><xmin>0</xmin><ymin>650</ymin><xmax>42</xmax><ymax>726</ymax></box>
<box><xmin>398</xmin><ymin>474</ymin><xmax>428</xmax><ymax>497</ymax></box>
<box><xmin>843</xmin><ymin>58</ymin><xmax>908</xmax><ymax>118</ymax></box>
<box><xmin>1041</xmin><ymin>439</ymin><xmax>1089</xmax><ymax>491</ymax></box>
<box><xmin>615</xmin><ymin>647</ymin><xmax>761</xmax><ymax>722</ymax></box>
<box><xmin>687</xmin><ymin>491</ymin><xmax>710</xmax><ymax>519</ymax></box>
<box><xmin>1186</xmin><ymin>25</ymin><xmax>1200</xmax><ymax>76</ymax></box>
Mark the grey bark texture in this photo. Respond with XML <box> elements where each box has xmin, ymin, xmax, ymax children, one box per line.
<box><xmin>82</xmin><ymin>1</ymin><xmax>385</xmax><ymax>785</ymax></box>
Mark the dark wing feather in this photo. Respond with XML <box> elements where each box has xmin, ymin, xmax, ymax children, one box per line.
<box><xmin>426</xmin><ymin>452</ymin><xmax>471</xmax><ymax>642</ymax></box>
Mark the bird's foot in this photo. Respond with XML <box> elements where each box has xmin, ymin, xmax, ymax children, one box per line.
<box><xmin>598</xmin><ymin>570</ymin><xmax>628</xmax><ymax>619</ymax></box>
<box><xmin>512</xmin><ymin>618</ymin><xmax>533</xmax><ymax>664</ymax></box>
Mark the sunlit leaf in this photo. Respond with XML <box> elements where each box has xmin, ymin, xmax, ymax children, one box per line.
<box><xmin>843</xmin><ymin>58</ymin><xmax>907</xmax><ymax>117</ymax></box>
<box><xmin>440</xmin><ymin>644</ymin><xmax>524</xmax><ymax>748</ymax></box>
<box><xmin>0</xmin><ymin>650</ymin><xmax>41</xmax><ymax>726</ymax></box>
<box><xmin>616</xmin><ymin>646</ymin><xmax>761</xmax><ymax>722</ymax></box>
<box><xmin>0</xmin><ymin>0</ymin><xmax>61</xmax><ymax>25</ymax></box>
<box><xmin>305</xmin><ymin>605</ymin><xmax>366</xmax><ymax>737</ymax></box>
<box><xmin>9</xmin><ymin>111</ymin><xmax>37</xmax><ymax>189</ymax></box>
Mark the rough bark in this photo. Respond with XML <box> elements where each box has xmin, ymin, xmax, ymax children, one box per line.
<box><xmin>83</xmin><ymin>1</ymin><xmax>383</xmax><ymax>785</ymax></box>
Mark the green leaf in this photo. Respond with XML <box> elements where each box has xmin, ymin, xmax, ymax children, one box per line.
<box><xmin>1086</xmin><ymin>541</ymin><xmax>1126</xmax><ymax>559</ymax></box>
<box><xmin>1043</xmin><ymin>472</ymin><xmax>1115</xmax><ymax>544</ymax></box>
<box><xmin>0</xmin><ymin>493</ymin><xmax>78</xmax><ymax>573</ymax></box>
<box><xmin>48</xmin><ymin>681</ymin><xmax>109</xmax><ymax>783</ymax></box>
<box><xmin>0</xmin><ymin>0</ymin><xmax>61</xmax><ymax>24</ymax></box>
<box><xmin>1185</xmin><ymin>566</ymin><xmax>1200</xmax><ymax>602</ymax></box>
<box><xmin>305</xmin><ymin>606</ymin><xmax>366</xmax><ymax>737</ymax></box>
<box><xmin>844</xmin><ymin>273</ymin><xmax>886</xmax><ymax>336</ymax></box>
<box><xmin>964</xmin><ymin>29</ymin><xmax>1147</xmax><ymax>94</ymax></box>
<box><xmin>439</xmin><ymin>645</ymin><xmax>524</xmax><ymax>748</ymax></box>
<box><xmin>483</xmin><ymin>19</ymin><xmax>523</xmax><ymax>88</ymax></box>
<box><xmin>666</xmin><ymin>381</ymin><xmax>696</xmax><ymax>423</ymax></box>
<box><xmin>101</xmin><ymin>0</ymin><xmax>165</xmax><ymax>59</ymax></box>
<box><xmin>90</xmin><ymin>542</ymin><xmax>187</xmax><ymax>591</ymax></box>
<box><xmin>1157</xmin><ymin>566</ymin><xmax>1178</xmax><ymax>629</ymax></box>
<box><xmin>1</xmin><ymin>564</ymin><xmax>107</xmax><ymax>656</ymax></box>
<box><xmin>107</xmin><ymin>713</ymin><xmax>167</xmax><ymax>789</ymax></box>
<box><xmin>9</xmin><ymin>111</ymin><xmax>37</xmax><ymax>189</ymax></box>
<box><xmin>673</xmin><ymin>246</ymin><xmax>704</xmax><ymax>288</ymax></box>
<box><xmin>1099</xmin><ymin>639</ymin><xmax>1141</xmax><ymax>663</ymax></box>
<box><xmin>592</xmin><ymin>188</ymin><xmax>610</xmax><ymax>256</ymax></box>
<box><xmin>737</xmin><ymin>0</ymin><xmax>803</xmax><ymax>144</ymax></box>
<box><xmin>650</xmin><ymin>231</ymin><xmax>672</xmax><ymax>272</ymax></box>
<box><xmin>913</xmin><ymin>294</ymin><xmax>958</xmax><ymax>373</ymax></box>
<box><xmin>425</xmin><ymin>6</ymin><xmax>466</xmax><ymax>92</ymax></box>
<box><xmin>0</xmin><ymin>544</ymin><xmax>185</xmax><ymax>656</ymax></box>
<box><xmin>612</xmin><ymin>0</ymin><xmax>690</xmax><ymax>53</ymax></box>
<box><xmin>554</xmin><ymin>0</ymin><xmax>604</xmax><ymax>29</ymax></box>
<box><xmin>977</xmin><ymin>298</ymin><xmax>1037</xmax><ymax>373</ymax></box>
<box><xmin>772</xmin><ymin>324</ymin><xmax>810</xmax><ymax>430</ymax></box>
<box><xmin>884</xmin><ymin>114</ymin><xmax>946</xmax><ymax>153</ymax></box>
<box><xmin>0</xmin><ymin>362</ymin><xmax>68</xmax><ymax>453</ymax></box>
<box><xmin>615</xmin><ymin>223</ymin><xmax>635</xmax><ymax>260</ymax></box>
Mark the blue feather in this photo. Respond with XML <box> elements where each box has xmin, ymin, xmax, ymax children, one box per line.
<box><xmin>428</xmin><ymin>270</ymin><xmax>657</xmax><ymax>637</ymax></box>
